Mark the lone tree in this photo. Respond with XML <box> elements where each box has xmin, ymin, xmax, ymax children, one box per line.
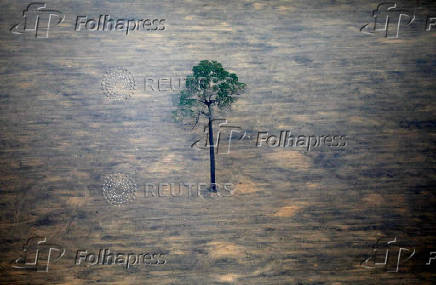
<box><xmin>173</xmin><ymin>60</ymin><xmax>246</xmax><ymax>192</ymax></box>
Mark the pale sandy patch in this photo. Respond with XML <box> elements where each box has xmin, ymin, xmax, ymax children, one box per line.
<box><xmin>206</xmin><ymin>241</ymin><xmax>246</xmax><ymax>260</ymax></box>
<box><xmin>18</xmin><ymin>81</ymin><xmax>33</xmax><ymax>88</ymax></box>
<box><xmin>273</xmin><ymin>201</ymin><xmax>308</xmax><ymax>217</ymax></box>
<box><xmin>215</xmin><ymin>273</ymin><xmax>241</xmax><ymax>283</ymax></box>
<box><xmin>305</xmin><ymin>182</ymin><xmax>320</xmax><ymax>190</ymax></box>
<box><xmin>19</xmin><ymin>158</ymin><xmax>44</xmax><ymax>167</ymax></box>
<box><xmin>66</xmin><ymin>196</ymin><xmax>87</xmax><ymax>207</ymax></box>
<box><xmin>71</xmin><ymin>169</ymin><xmax>90</xmax><ymax>180</ymax></box>
<box><xmin>277</xmin><ymin>5</ymin><xmax>296</xmax><ymax>13</ymax></box>
<box><xmin>233</xmin><ymin>176</ymin><xmax>262</xmax><ymax>194</ymax></box>
<box><xmin>253</xmin><ymin>3</ymin><xmax>266</xmax><ymax>10</ymax></box>
<box><xmin>349</xmin><ymin>116</ymin><xmax>382</xmax><ymax>127</ymax></box>
<box><xmin>61</xmin><ymin>277</ymin><xmax>88</xmax><ymax>285</ymax></box>
<box><xmin>267</xmin><ymin>150</ymin><xmax>312</xmax><ymax>169</ymax></box>
<box><xmin>273</xmin><ymin>205</ymin><xmax>301</xmax><ymax>217</ymax></box>
<box><xmin>148</xmin><ymin>153</ymin><xmax>185</xmax><ymax>174</ymax></box>
<box><xmin>362</xmin><ymin>193</ymin><xmax>384</xmax><ymax>206</ymax></box>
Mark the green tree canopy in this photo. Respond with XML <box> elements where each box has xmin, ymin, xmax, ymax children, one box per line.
<box><xmin>173</xmin><ymin>60</ymin><xmax>246</xmax><ymax>127</ymax></box>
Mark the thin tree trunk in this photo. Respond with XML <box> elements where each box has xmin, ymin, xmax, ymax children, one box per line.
<box><xmin>207</xmin><ymin>104</ymin><xmax>216</xmax><ymax>192</ymax></box>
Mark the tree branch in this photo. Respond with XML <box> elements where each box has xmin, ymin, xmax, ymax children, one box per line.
<box><xmin>191</xmin><ymin>112</ymin><xmax>201</xmax><ymax>129</ymax></box>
